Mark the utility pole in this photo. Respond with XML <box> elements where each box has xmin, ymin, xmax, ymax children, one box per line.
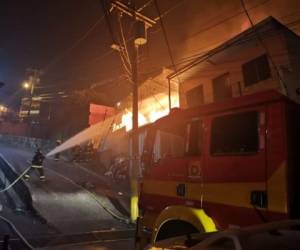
<box><xmin>27</xmin><ymin>76</ymin><xmax>34</xmax><ymax>118</ymax></box>
<box><xmin>109</xmin><ymin>0</ymin><xmax>155</xmax><ymax>223</ymax></box>
<box><xmin>131</xmin><ymin>34</ymin><xmax>139</xmax><ymax>224</ymax></box>
<box><xmin>23</xmin><ymin>69</ymin><xmax>40</xmax><ymax>136</ymax></box>
<box><xmin>25</xmin><ymin>69</ymin><xmax>40</xmax><ymax>117</ymax></box>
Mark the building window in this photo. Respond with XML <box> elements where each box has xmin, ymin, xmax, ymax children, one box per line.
<box><xmin>212</xmin><ymin>73</ymin><xmax>232</xmax><ymax>102</ymax></box>
<box><xmin>242</xmin><ymin>54</ymin><xmax>271</xmax><ymax>87</ymax></box>
<box><xmin>210</xmin><ymin>111</ymin><xmax>259</xmax><ymax>155</ymax></box>
<box><xmin>186</xmin><ymin>85</ymin><xmax>204</xmax><ymax>108</ymax></box>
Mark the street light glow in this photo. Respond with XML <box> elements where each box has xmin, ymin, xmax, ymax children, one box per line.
<box><xmin>23</xmin><ymin>81</ymin><xmax>31</xmax><ymax>89</ymax></box>
<box><xmin>0</xmin><ymin>105</ymin><xmax>7</xmax><ymax>112</ymax></box>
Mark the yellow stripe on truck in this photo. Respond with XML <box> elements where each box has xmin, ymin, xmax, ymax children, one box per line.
<box><xmin>143</xmin><ymin>163</ymin><xmax>287</xmax><ymax>213</ymax></box>
<box><xmin>143</xmin><ymin>180</ymin><xmax>264</xmax><ymax>209</ymax></box>
<box><xmin>267</xmin><ymin>163</ymin><xmax>288</xmax><ymax>213</ymax></box>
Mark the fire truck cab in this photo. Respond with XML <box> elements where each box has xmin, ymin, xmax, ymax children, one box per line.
<box><xmin>137</xmin><ymin>90</ymin><xmax>300</xmax><ymax>247</ymax></box>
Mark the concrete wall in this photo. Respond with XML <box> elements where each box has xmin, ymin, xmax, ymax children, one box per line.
<box><xmin>179</xmin><ymin>29</ymin><xmax>299</xmax><ymax>108</ymax></box>
<box><xmin>0</xmin><ymin>122</ymin><xmax>29</xmax><ymax>136</ymax></box>
<box><xmin>0</xmin><ymin>134</ymin><xmax>55</xmax><ymax>153</ymax></box>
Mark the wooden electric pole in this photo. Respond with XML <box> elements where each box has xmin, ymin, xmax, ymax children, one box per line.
<box><xmin>131</xmin><ymin>37</ymin><xmax>139</xmax><ymax>224</ymax></box>
<box><xmin>25</xmin><ymin>69</ymin><xmax>40</xmax><ymax>116</ymax></box>
<box><xmin>109</xmin><ymin>0</ymin><xmax>156</xmax><ymax>223</ymax></box>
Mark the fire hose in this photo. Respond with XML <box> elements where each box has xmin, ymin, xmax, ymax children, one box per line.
<box><xmin>0</xmin><ymin>159</ymin><xmax>37</xmax><ymax>249</ymax></box>
<box><xmin>0</xmin><ymin>165</ymin><xmax>32</xmax><ymax>193</ymax></box>
<box><xmin>0</xmin><ymin>157</ymin><xmax>130</xmax><ymax>223</ymax></box>
<box><xmin>0</xmin><ymin>215</ymin><xmax>37</xmax><ymax>250</ymax></box>
<box><xmin>45</xmin><ymin>166</ymin><xmax>131</xmax><ymax>225</ymax></box>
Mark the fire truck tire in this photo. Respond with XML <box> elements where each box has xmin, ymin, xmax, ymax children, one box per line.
<box><xmin>155</xmin><ymin>219</ymin><xmax>198</xmax><ymax>241</ymax></box>
<box><xmin>152</xmin><ymin>205</ymin><xmax>217</xmax><ymax>243</ymax></box>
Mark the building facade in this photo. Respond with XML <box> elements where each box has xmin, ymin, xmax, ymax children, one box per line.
<box><xmin>19</xmin><ymin>96</ymin><xmax>89</xmax><ymax>139</ymax></box>
<box><xmin>171</xmin><ymin>17</ymin><xmax>300</xmax><ymax>108</ymax></box>
<box><xmin>19</xmin><ymin>96</ymin><xmax>43</xmax><ymax>122</ymax></box>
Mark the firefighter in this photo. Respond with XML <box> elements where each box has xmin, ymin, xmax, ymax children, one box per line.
<box><xmin>54</xmin><ymin>139</ymin><xmax>61</xmax><ymax>161</ymax></box>
<box><xmin>72</xmin><ymin>145</ymin><xmax>82</xmax><ymax>162</ymax></box>
<box><xmin>24</xmin><ymin>148</ymin><xmax>46</xmax><ymax>181</ymax></box>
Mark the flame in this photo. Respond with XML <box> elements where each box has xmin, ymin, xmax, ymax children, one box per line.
<box><xmin>148</xmin><ymin>109</ymin><xmax>169</xmax><ymax>123</ymax></box>
<box><xmin>113</xmin><ymin>93</ymin><xmax>179</xmax><ymax>132</ymax></box>
<box><xmin>121</xmin><ymin>111</ymin><xmax>132</xmax><ymax>131</ymax></box>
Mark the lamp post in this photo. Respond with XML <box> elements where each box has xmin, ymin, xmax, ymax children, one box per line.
<box><xmin>22</xmin><ymin>70</ymin><xmax>39</xmax><ymax>120</ymax></box>
<box><xmin>23</xmin><ymin>80</ymin><xmax>34</xmax><ymax>119</ymax></box>
<box><xmin>0</xmin><ymin>105</ymin><xmax>7</xmax><ymax>113</ymax></box>
<box><xmin>0</xmin><ymin>105</ymin><xmax>7</xmax><ymax>122</ymax></box>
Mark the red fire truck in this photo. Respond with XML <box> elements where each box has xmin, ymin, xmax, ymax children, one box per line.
<box><xmin>137</xmin><ymin>90</ymin><xmax>300</xmax><ymax>247</ymax></box>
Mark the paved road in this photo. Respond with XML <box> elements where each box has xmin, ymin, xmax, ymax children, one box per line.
<box><xmin>0</xmin><ymin>145</ymin><xmax>134</xmax><ymax>249</ymax></box>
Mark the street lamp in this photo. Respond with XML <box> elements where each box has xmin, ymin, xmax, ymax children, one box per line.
<box><xmin>0</xmin><ymin>105</ymin><xmax>7</xmax><ymax>122</ymax></box>
<box><xmin>22</xmin><ymin>81</ymin><xmax>31</xmax><ymax>90</ymax></box>
<box><xmin>22</xmin><ymin>79</ymin><xmax>36</xmax><ymax>119</ymax></box>
<box><xmin>0</xmin><ymin>105</ymin><xmax>7</xmax><ymax>112</ymax></box>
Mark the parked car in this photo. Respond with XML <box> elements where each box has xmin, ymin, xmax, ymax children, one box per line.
<box><xmin>147</xmin><ymin>220</ymin><xmax>300</xmax><ymax>250</ymax></box>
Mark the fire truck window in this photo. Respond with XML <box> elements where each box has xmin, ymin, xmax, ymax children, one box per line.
<box><xmin>153</xmin><ymin>123</ymin><xmax>185</xmax><ymax>162</ymax></box>
<box><xmin>186</xmin><ymin>120</ymin><xmax>202</xmax><ymax>156</ymax></box>
<box><xmin>211</xmin><ymin>111</ymin><xmax>258</xmax><ymax>155</ymax></box>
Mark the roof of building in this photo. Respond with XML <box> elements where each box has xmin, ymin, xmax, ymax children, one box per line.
<box><xmin>154</xmin><ymin>90</ymin><xmax>292</xmax><ymax>127</ymax></box>
<box><xmin>168</xmin><ymin>16</ymin><xmax>300</xmax><ymax>81</ymax></box>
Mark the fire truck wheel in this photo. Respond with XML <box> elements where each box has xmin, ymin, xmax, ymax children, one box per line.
<box><xmin>155</xmin><ymin>220</ymin><xmax>199</xmax><ymax>242</ymax></box>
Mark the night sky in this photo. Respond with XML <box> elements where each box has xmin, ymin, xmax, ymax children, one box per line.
<box><xmin>1</xmin><ymin>0</ymin><xmax>300</xmax><ymax>108</ymax></box>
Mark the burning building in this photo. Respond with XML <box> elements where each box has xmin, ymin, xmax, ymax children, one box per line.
<box><xmin>47</xmin><ymin>68</ymin><xmax>178</xmax><ymax>172</ymax></box>
<box><xmin>112</xmin><ymin>68</ymin><xmax>178</xmax><ymax>132</ymax></box>
<box><xmin>168</xmin><ymin>17</ymin><xmax>300</xmax><ymax>108</ymax></box>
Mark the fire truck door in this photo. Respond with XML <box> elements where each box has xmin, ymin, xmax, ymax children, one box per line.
<box><xmin>185</xmin><ymin>119</ymin><xmax>205</xmax><ymax>204</ymax></box>
<box><xmin>203</xmin><ymin>109</ymin><xmax>268</xmax><ymax>225</ymax></box>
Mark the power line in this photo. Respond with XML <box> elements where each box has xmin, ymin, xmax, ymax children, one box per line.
<box><xmin>153</xmin><ymin>0</ymin><xmax>185</xmax><ymax>22</ymax></box>
<box><xmin>117</xmin><ymin>14</ymin><xmax>131</xmax><ymax>67</ymax></box>
<box><xmin>137</xmin><ymin>0</ymin><xmax>153</xmax><ymax>12</ymax></box>
<box><xmin>45</xmin><ymin>16</ymin><xmax>299</xmax><ymax>93</ymax></box>
<box><xmin>41</xmin><ymin>15</ymin><xmax>105</xmax><ymax>75</ymax></box>
<box><xmin>100</xmin><ymin>0</ymin><xmax>117</xmax><ymax>45</ymax></box>
<box><xmin>72</xmin><ymin>11</ymin><xmax>300</xmax><ymax>80</ymax></box>
<box><xmin>50</xmin><ymin>0</ymin><xmax>266</xmax><ymax>78</ymax></box>
<box><xmin>116</xmin><ymin>14</ymin><xmax>133</xmax><ymax>79</ymax></box>
<box><xmin>187</xmin><ymin>0</ymin><xmax>270</xmax><ymax>41</ymax></box>
<box><xmin>17</xmin><ymin>0</ymin><xmax>294</xmax><ymax>87</ymax></box>
<box><xmin>169</xmin><ymin>14</ymin><xmax>300</xmax><ymax>80</ymax></box>
<box><xmin>42</xmin><ymin>1</ymin><xmax>184</xmax><ymax>79</ymax></box>
<box><xmin>43</xmin><ymin>0</ymin><xmax>299</xmax><ymax>79</ymax></box>
<box><xmin>44</xmin><ymin>36</ymin><xmax>296</xmax><ymax>99</ymax></box>
<box><xmin>25</xmin><ymin>1</ymin><xmax>154</xmax><ymax>86</ymax></box>
<box><xmin>153</xmin><ymin>0</ymin><xmax>181</xmax><ymax>84</ymax></box>
<box><xmin>100</xmin><ymin>1</ymin><xmax>137</xmax><ymax>82</ymax></box>
<box><xmin>37</xmin><ymin>2</ymin><xmax>300</xmax><ymax>96</ymax></box>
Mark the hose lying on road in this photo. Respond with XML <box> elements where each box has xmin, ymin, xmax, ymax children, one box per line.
<box><xmin>0</xmin><ymin>166</ymin><xmax>32</xmax><ymax>193</ymax></box>
<box><xmin>0</xmin><ymin>215</ymin><xmax>37</xmax><ymax>250</ymax></box>
<box><xmin>45</xmin><ymin>166</ymin><xmax>131</xmax><ymax>225</ymax></box>
<box><xmin>0</xmin><ymin>156</ymin><xmax>131</xmax><ymax>224</ymax></box>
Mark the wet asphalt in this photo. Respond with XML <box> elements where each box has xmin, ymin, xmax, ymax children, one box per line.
<box><xmin>0</xmin><ymin>144</ymin><xmax>134</xmax><ymax>249</ymax></box>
